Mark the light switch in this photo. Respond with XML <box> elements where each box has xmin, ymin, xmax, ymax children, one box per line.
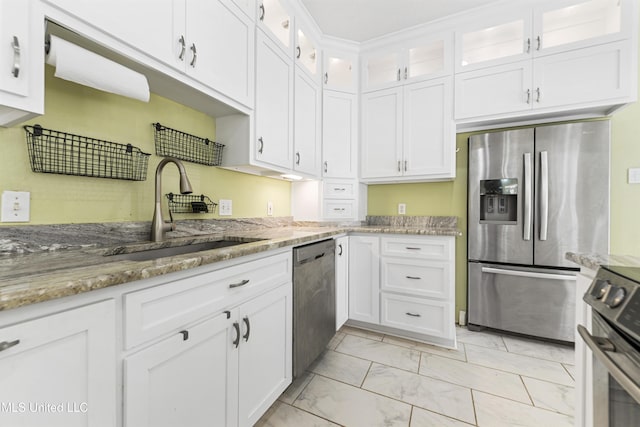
<box><xmin>219</xmin><ymin>199</ymin><xmax>232</xmax><ymax>216</ymax></box>
<box><xmin>1</xmin><ymin>191</ymin><xmax>30</xmax><ymax>222</ymax></box>
<box><xmin>628</xmin><ymin>168</ymin><xmax>640</xmax><ymax>184</ymax></box>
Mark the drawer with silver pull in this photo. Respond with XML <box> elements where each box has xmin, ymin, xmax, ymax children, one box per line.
<box><xmin>323</xmin><ymin>200</ymin><xmax>354</xmax><ymax>219</ymax></box>
<box><xmin>380</xmin><ymin>292</ymin><xmax>453</xmax><ymax>338</ymax></box>
<box><xmin>381</xmin><ymin>258</ymin><xmax>451</xmax><ymax>299</ymax></box>
<box><xmin>323</xmin><ymin>181</ymin><xmax>355</xmax><ymax>198</ymax></box>
<box><xmin>124</xmin><ymin>252</ymin><xmax>291</xmax><ymax>348</ymax></box>
<box><xmin>381</xmin><ymin>236</ymin><xmax>454</xmax><ymax>260</ymax></box>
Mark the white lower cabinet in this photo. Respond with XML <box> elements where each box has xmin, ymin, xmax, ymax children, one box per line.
<box><xmin>123</xmin><ymin>251</ymin><xmax>292</xmax><ymax>427</ymax></box>
<box><xmin>335</xmin><ymin>236</ymin><xmax>349</xmax><ymax>330</ymax></box>
<box><xmin>348</xmin><ymin>234</ymin><xmax>456</xmax><ymax>347</ymax></box>
<box><xmin>0</xmin><ymin>300</ymin><xmax>116</xmax><ymax>427</ymax></box>
<box><xmin>124</xmin><ymin>312</ymin><xmax>238</xmax><ymax>427</ymax></box>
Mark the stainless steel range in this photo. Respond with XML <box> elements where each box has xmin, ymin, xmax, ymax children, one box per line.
<box><xmin>579</xmin><ymin>265</ymin><xmax>640</xmax><ymax>426</ymax></box>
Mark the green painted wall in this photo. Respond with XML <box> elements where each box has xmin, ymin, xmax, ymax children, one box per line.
<box><xmin>0</xmin><ymin>66</ymin><xmax>291</xmax><ymax>225</ymax></box>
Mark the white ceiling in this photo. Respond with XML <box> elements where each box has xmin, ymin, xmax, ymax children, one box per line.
<box><xmin>300</xmin><ymin>0</ymin><xmax>500</xmax><ymax>42</ymax></box>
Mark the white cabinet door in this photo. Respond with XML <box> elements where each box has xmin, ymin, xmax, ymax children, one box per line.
<box><xmin>348</xmin><ymin>236</ymin><xmax>380</xmax><ymax>324</ymax></box>
<box><xmin>404</xmin><ymin>36</ymin><xmax>451</xmax><ymax>83</ymax></box>
<box><xmin>293</xmin><ymin>69</ymin><xmax>321</xmax><ymax>177</ymax></box>
<box><xmin>403</xmin><ymin>77</ymin><xmax>454</xmax><ymax>177</ymax></box>
<box><xmin>323</xmin><ymin>50</ymin><xmax>357</xmax><ymax>93</ymax></box>
<box><xmin>363</xmin><ymin>49</ymin><xmax>403</xmax><ymax>91</ymax></box>
<box><xmin>533</xmin><ymin>0</ymin><xmax>628</xmax><ymax>57</ymax></box>
<box><xmin>0</xmin><ymin>300</ymin><xmax>116</xmax><ymax>427</ymax></box>
<box><xmin>238</xmin><ymin>283</ymin><xmax>292</xmax><ymax>427</ymax></box>
<box><xmin>255</xmin><ymin>30</ymin><xmax>293</xmax><ymax>170</ymax></box>
<box><xmin>532</xmin><ymin>40</ymin><xmax>632</xmax><ymax>111</ymax></box>
<box><xmin>44</xmin><ymin>0</ymin><xmax>178</xmax><ymax>67</ymax></box>
<box><xmin>455</xmin><ymin>60</ymin><xmax>533</xmax><ymax>119</ymax></box>
<box><xmin>256</xmin><ymin>0</ymin><xmax>292</xmax><ymax>51</ymax></box>
<box><xmin>322</xmin><ymin>90</ymin><xmax>357</xmax><ymax>178</ymax></box>
<box><xmin>0</xmin><ymin>0</ymin><xmax>43</xmax><ymax>126</ymax></box>
<box><xmin>335</xmin><ymin>236</ymin><xmax>349</xmax><ymax>330</ymax></box>
<box><xmin>186</xmin><ymin>0</ymin><xmax>254</xmax><ymax>106</ymax></box>
<box><xmin>361</xmin><ymin>87</ymin><xmax>403</xmax><ymax>179</ymax></box>
<box><xmin>295</xmin><ymin>27</ymin><xmax>319</xmax><ymax>79</ymax></box>
<box><xmin>124</xmin><ymin>312</ymin><xmax>238</xmax><ymax>427</ymax></box>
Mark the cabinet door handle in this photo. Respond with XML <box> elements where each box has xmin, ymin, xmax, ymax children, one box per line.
<box><xmin>242</xmin><ymin>316</ymin><xmax>251</xmax><ymax>342</ymax></box>
<box><xmin>0</xmin><ymin>339</ymin><xmax>20</xmax><ymax>352</ymax></box>
<box><xmin>405</xmin><ymin>312</ymin><xmax>421</xmax><ymax>317</ymax></box>
<box><xmin>11</xmin><ymin>36</ymin><xmax>20</xmax><ymax>78</ymax></box>
<box><xmin>404</xmin><ymin>160</ymin><xmax>407</xmax><ymax>171</ymax></box>
<box><xmin>526</xmin><ymin>88</ymin><xmax>531</xmax><ymax>104</ymax></box>
<box><xmin>404</xmin><ymin>66</ymin><xmax>408</xmax><ymax>80</ymax></box>
<box><xmin>324</xmin><ymin>161</ymin><xmax>328</xmax><ymax>173</ymax></box>
<box><xmin>526</xmin><ymin>37</ymin><xmax>531</xmax><ymax>54</ymax></box>
<box><xmin>189</xmin><ymin>43</ymin><xmax>197</xmax><ymax>67</ymax></box>
<box><xmin>536</xmin><ymin>36</ymin><xmax>541</xmax><ymax>51</ymax></box>
<box><xmin>295</xmin><ymin>152</ymin><xmax>300</xmax><ymax>165</ymax></box>
<box><xmin>406</xmin><ymin>276</ymin><xmax>421</xmax><ymax>280</ymax></box>
<box><xmin>178</xmin><ymin>35</ymin><xmax>186</xmax><ymax>61</ymax></box>
<box><xmin>179</xmin><ymin>330</ymin><xmax>189</xmax><ymax>341</ymax></box>
<box><xmin>296</xmin><ymin>46</ymin><xmax>301</xmax><ymax>59</ymax></box>
<box><xmin>258</xmin><ymin>137</ymin><xmax>264</xmax><ymax>154</ymax></box>
<box><xmin>536</xmin><ymin>87</ymin><xmax>541</xmax><ymax>103</ymax></box>
<box><xmin>259</xmin><ymin>3</ymin><xmax>265</xmax><ymax>21</ymax></box>
<box><xmin>337</xmin><ymin>244</ymin><xmax>343</xmax><ymax>256</ymax></box>
<box><xmin>229</xmin><ymin>279</ymin><xmax>250</xmax><ymax>289</ymax></box>
<box><xmin>397</xmin><ymin>160</ymin><xmax>401</xmax><ymax>172</ymax></box>
<box><xmin>232</xmin><ymin>322</ymin><xmax>240</xmax><ymax>348</ymax></box>
<box><xmin>324</xmin><ymin>72</ymin><xmax>328</xmax><ymax>84</ymax></box>
<box><xmin>397</xmin><ymin>68</ymin><xmax>401</xmax><ymax>81</ymax></box>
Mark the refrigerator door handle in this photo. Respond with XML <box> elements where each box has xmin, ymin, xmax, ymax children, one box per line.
<box><xmin>540</xmin><ymin>151</ymin><xmax>549</xmax><ymax>241</ymax></box>
<box><xmin>523</xmin><ymin>152</ymin><xmax>532</xmax><ymax>241</ymax></box>
<box><xmin>481</xmin><ymin>266</ymin><xmax>576</xmax><ymax>281</ymax></box>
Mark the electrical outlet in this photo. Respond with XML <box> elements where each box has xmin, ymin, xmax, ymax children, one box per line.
<box><xmin>219</xmin><ymin>199</ymin><xmax>232</xmax><ymax>216</ymax></box>
<box><xmin>629</xmin><ymin>168</ymin><xmax>640</xmax><ymax>184</ymax></box>
<box><xmin>1</xmin><ymin>191</ymin><xmax>30</xmax><ymax>222</ymax></box>
<box><xmin>398</xmin><ymin>203</ymin><xmax>406</xmax><ymax>215</ymax></box>
<box><xmin>267</xmin><ymin>201</ymin><xmax>273</xmax><ymax>216</ymax></box>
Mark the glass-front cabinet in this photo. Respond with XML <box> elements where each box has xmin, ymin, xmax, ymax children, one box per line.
<box><xmin>456</xmin><ymin>0</ymin><xmax>629</xmax><ymax>72</ymax></box>
<box><xmin>362</xmin><ymin>33</ymin><xmax>452</xmax><ymax>91</ymax></box>
<box><xmin>257</xmin><ymin>0</ymin><xmax>291</xmax><ymax>50</ymax></box>
<box><xmin>323</xmin><ymin>51</ymin><xmax>357</xmax><ymax>93</ymax></box>
<box><xmin>295</xmin><ymin>27</ymin><xmax>318</xmax><ymax>78</ymax></box>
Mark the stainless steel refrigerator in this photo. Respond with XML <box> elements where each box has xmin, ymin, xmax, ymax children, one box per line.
<box><xmin>467</xmin><ymin>121</ymin><xmax>610</xmax><ymax>342</ymax></box>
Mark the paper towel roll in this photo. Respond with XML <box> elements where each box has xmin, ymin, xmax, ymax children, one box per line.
<box><xmin>46</xmin><ymin>35</ymin><xmax>150</xmax><ymax>102</ymax></box>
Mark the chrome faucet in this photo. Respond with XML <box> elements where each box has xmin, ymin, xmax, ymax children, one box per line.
<box><xmin>151</xmin><ymin>157</ymin><xmax>193</xmax><ymax>242</ymax></box>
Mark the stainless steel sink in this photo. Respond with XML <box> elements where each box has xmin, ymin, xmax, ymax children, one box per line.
<box><xmin>106</xmin><ymin>240</ymin><xmax>254</xmax><ymax>262</ymax></box>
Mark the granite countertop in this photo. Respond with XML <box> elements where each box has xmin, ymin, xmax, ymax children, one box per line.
<box><xmin>566</xmin><ymin>252</ymin><xmax>640</xmax><ymax>271</ymax></box>
<box><xmin>0</xmin><ymin>216</ymin><xmax>461</xmax><ymax>312</ymax></box>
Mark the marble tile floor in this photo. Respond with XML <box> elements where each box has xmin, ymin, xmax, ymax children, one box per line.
<box><xmin>255</xmin><ymin>325</ymin><xmax>576</xmax><ymax>427</ymax></box>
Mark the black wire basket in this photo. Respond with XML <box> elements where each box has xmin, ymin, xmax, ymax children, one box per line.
<box><xmin>24</xmin><ymin>125</ymin><xmax>151</xmax><ymax>181</ymax></box>
<box><xmin>166</xmin><ymin>193</ymin><xmax>217</xmax><ymax>214</ymax></box>
<box><xmin>152</xmin><ymin>123</ymin><xmax>224</xmax><ymax>166</ymax></box>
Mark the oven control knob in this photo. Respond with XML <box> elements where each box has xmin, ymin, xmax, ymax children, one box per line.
<box><xmin>604</xmin><ymin>286</ymin><xmax>627</xmax><ymax>308</ymax></box>
<box><xmin>590</xmin><ymin>279</ymin><xmax>610</xmax><ymax>299</ymax></box>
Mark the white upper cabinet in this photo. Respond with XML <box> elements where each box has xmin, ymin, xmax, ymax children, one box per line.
<box><xmin>323</xmin><ymin>50</ymin><xmax>358</xmax><ymax>93</ymax></box>
<box><xmin>255</xmin><ymin>30</ymin><xmax>294</xmax><ymax>171</ymax></box>
<box><xmin>293</xmin><ymin>70</ymin><xmax>321</xmax><ymax>177</ymax></box>
<box><xmin>257</xmin><ymin>0</ymin><xmax>292</xmax><ymax>51</ymax></box>
<box><xmin>322</xmin><ymin>90</ymin><xmax>357</xmax><ymax>178</ymax></box>
<box><xmin>295</xmin><ymin>27</ymin><xmax>319</xmax><ymax>79</ymax></box>
<box><xmin>0</xmin><ymin>0</ymin><xmax>44</xmax><ymax>127</ymax></box>
<box><xmin>362</xmin><ymin>33</ymin><xmax>452</xmax><ymax>92</ymax></box>
<box><xmin>456</xmin><ymin>0</ymin><xmax>631</xmax><ymax>73</ymax></box>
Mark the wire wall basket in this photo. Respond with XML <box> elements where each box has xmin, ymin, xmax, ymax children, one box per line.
<box><xmin>166</xmin><ymin>193</ymin><xmax>217</xmax><ymax>214</ymax></box>
<box><xmin>152</xmin><ymin>123</ymin><xmax>224</xmax><ymax>166</ymax></box>
<box><xmin>24</xmin><ymin>125</ymin><xmax>151</xmax><ymax>181</ymax></box>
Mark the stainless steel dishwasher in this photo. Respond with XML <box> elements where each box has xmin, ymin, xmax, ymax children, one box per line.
<box><xmin>292</xmin><ymin>239</ymin><xmax>336</xmax><ymax>378</ymax></box>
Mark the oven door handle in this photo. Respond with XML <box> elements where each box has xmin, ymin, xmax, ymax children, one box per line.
<box><xmin>578</xmin><ymin>324</ymin><xmax>640</xmax><ymax>404</ymax></box>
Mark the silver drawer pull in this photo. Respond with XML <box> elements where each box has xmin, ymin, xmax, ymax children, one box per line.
<box><xmin>333</xmin><ymin>188</ymin><xmax>346</xmax><ymax>192</ymax></box>
<box><xmin>229</xmin><ymin>279</ymin><xmax>250</xmax><ymax>288</ymax></box>
<box><xmin>406</xmin><ymin>276</ymin><xmax>421</xmax><ymax>280</ymax></box>
<box><xmin>0</xmin><ymin>339</ymin><xmax>20</xmax><ymax>352</ymax></box>
<box><xmin>405</xmin><ymin>312</ymin><xmax>421</xmax><ymax>318</ymax></box>
<box><xmin>333</xmin><ymin>208</ymin><xmax>345</xmax><ymax>211</ymax></box>
<box><xmin>405</xmin><ymin>247</ymin><xmax>421</xmax><ymax>250</ymax></box>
